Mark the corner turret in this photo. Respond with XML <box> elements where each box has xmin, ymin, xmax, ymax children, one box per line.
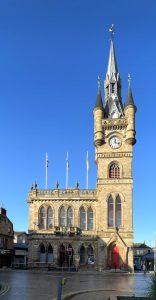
<box><xmin>124</xmin><ymin>75</ymin><xmax>137</xmax><ymax>145</ymax></box>
<box><xmin>93</xmin><ymin>76</ymin><xmax>104</xmax><ymax>146</ymax></box>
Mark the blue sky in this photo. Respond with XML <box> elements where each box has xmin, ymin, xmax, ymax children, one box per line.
<box><xmin>0</xmin><ymin>0</ymin><xmax>155</xmax><ymax>246</ymax></box>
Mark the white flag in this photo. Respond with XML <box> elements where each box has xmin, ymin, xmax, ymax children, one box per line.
<box><xmin>86</xmin><ymin>151</ymin><xmax>89</xmax><ymax>171</ymax></box>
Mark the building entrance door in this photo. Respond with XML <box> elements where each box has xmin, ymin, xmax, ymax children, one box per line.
<box><xmin>59</xmin><ymin>244</ymin><xmax>65</xmax><ymax>267</ymax></box>
<box><xmin>111</xmin><ymin>245</ymin><xmax>120</xmax><ymax>269</ymax></box>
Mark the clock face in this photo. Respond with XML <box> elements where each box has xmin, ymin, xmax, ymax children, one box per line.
<box><xmin>109</xmin><ymin>136</ymin><xmax>121</xmax><ymax>149</ymax></box>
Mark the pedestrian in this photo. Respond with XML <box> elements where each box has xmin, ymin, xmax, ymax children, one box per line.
<box><xmin>143</xmin><ymin>263</ymin><xmax>146</xmax><ymax>275</ymax></box>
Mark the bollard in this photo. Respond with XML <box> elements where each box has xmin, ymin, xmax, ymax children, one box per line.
<box><xmin>57</xmin><ymin>275</ymin><xmax>62</xmax><ymax>300</ymax></box>
<box><xmin>57</xmin><ymin>275</ymin><xmax>67</xmax><ymax>300</ymax></box>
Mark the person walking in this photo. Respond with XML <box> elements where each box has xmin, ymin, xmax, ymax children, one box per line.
<box><xmin>143</xmin><ymin>263</ymin><xmax>146</xmax><ymax>275</ymax></box>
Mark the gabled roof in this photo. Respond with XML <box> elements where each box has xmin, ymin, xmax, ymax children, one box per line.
<box><xmin>133</xmin><ymin>242</ymin><xmax>151</xmax><ymax>249</ymax></box>
<box><xmin>14</xmin><ymin>231</ymin><xmax>28</xmax><ymax>236</ymax></box>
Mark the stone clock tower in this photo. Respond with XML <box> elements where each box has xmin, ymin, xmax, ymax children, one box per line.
<box><xmin>93</xmin><ymin>30</ymin><xmax>136</xmax><ymax>271</ymax></box>
<box><xmin>27</xmin><ymin>27</ymin><xmax>136</xmax><ymax>272</ymax></box>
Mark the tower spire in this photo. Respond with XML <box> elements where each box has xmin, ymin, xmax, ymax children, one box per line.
<box><xmin>107</xmin><ymin>25</ymin><xmax>118</xmax><ymax>76</ymax></box>
<box><xmin>104</xmin><ymin>25</ymin><xmax>123</xmax><ymax>119</ymax></box>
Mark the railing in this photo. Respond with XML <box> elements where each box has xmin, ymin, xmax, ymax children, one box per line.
<box><xmin>54</xmin><ymin>226</ymin><xmax>81</xmax><ymax>236</ymax></box>
<box><xmin>32</xmin><ymin>189</ymin><xmax>96</xmax><ymax>197</ymax></box>
<box><xmin>12</xmin><ymin>262</ymin><xmax>56</xmax><ymax>269</ymax></box>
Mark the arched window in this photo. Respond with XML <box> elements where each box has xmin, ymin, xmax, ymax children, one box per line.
<box><xmin>108</xmin><ymin>195</ymin><xmax>114</xmax><ymax>227</ymax></box>
<box><xmin>109</xmin><ymin>163</ymin><xmax>120</xmax><ymax>178</ymax></box>
<box><xmin>47</xmin><ymin>245</ymin><xmax>53</xmax><ymax>263</ymax></box>
<box><xmin>60</xmin><ymin>206</ymin><xmax>66</xmax><ymax>226</ymax></box>
<box><xmin>39</xmin><ymin>244</ymin><xmax>46</xmax><ymax>262</ymax></box>
<box><xmin>67</xmin><ymin>207</ymin><xmax>73</xmax><ymax>226</ymax></box>
<box><xmin>115</xmin><ymin>195</ymin><xmax>121</xmax><ymax>227</ymax></box>
<box><xmin>40</xmin><ymin>207</ymin><xmax>46</xmax><ymax>229</ymax></box>
<box><xmin>87</xmin><ymin>207</ymin><xmax>93</xmax><ymax>230</ymax></box>
<box><xmin>80</xmin><ymin>245</ymin><xmax>85</xmax><ymax>264</ymax></box>
<box><xmin>80</xmin><ymin>207</ymin><xmax>86</xmax><ymax>230</ymax></box>
<box><xmin>47</xmin><ymin>207</ymin><xmax>53</xmax><ymax>229</ymax></box>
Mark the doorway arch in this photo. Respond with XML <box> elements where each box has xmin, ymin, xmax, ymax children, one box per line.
<box><xmin>111</xmin><ymin>244</ymin><xmax>120</xmax><ymax>269</ymax></box>
<box><xmin>80</xmin><ymin>245</ymin><xmax>86</xmax><ymax>265</ymax></box>
<box><xmin>59</xmin><ymin>244</ymin><xmax>66</xmax><ymax>267</ymax></box>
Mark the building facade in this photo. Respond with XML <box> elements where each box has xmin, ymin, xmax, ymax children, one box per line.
<box><xmin>27</xmin><ymin>31</ymin><xmax>137</xmax><ymax>271</ymax></box>
<box><xmin>133</xmin><ymin>243</ymin><xmax>154</xmax><ymax>271</ymax></box>
<box><xmin>13</xmin><ymin>232</ymin><xmax>28</xmax><ymax>267</ymax></box>
<box><xmin>0</xmin><ymin>207</ymin><xmax>14</xmax><ymax>267</ymax></box>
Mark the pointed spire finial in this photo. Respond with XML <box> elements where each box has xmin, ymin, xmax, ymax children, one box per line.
<box><xmin>128</xmin><ymin>73</ymin><xmax>131</xmax><ymax>88</ymax></box>
<box><xmin>109</xmin><ymin>24</ymin><xmax>115</xmax><ymax>40</ymax></box>
<box><xmin>98</xmin><ymin>75</ymin><xmax>101</xmax><ymax>92</ymax></box>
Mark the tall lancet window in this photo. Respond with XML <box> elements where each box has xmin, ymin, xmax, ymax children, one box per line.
<box><xmin>87</xmin><ymin>207</ymin><xmax>93</xmax><ymax>230</ymax></box>
<box><xmin>60</xmin><ymin>206</ymin><xmax>66</xmax><ymax>226</ymax></box>
<box><xmin>109</xmin><ymin>163</ymin><xmax>120</xmax><ymax>178</ymax></box>
<box><xmin>80</xmin><ymin>207</ymin><xmax>86</xmax><ymax>230</ymax></box>
<box><xmin>108</xmin><ymin>195</ymin><xmax>114</xmax><ymax>227</ymax></box>
<box><xmin>115</xmin><ymin>195</ymin><xmax>121</xmax><ymax>227</ymax></box>
<box><xmin>40</xmin><ymin>207</ymin><xmax>46</xmax><ymax>229</ymax></box>
<box><xmin>47</xmin><ymin>207</ymin><xmax>53</xmax><ymax>229</ymax></box>
<box><xmin>67</xmin><ymin>207</ymin><xmax>73</xmax><ymax>226</ymax></box>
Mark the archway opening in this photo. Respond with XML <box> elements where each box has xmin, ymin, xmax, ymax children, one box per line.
<box><xmin>87</xmin><ymin>245</ymin><xmax>94</xmax><ymax>265</ymax></box>
<box><xmin>80</xmin><ymin>245</ymin><xmax>86</xmax><ymax>265</ymax></box>
<box><xmin>66</xmin><ymin>244</ymin><xmax>73</xmax><ymax>267</ymax></box>
<box><xmin>47</xmin><ymin>245</ymin><xmax>53</xmax><ymax>263</ymax></box>
<box><xmin>111</xmin><ymin>244</ymin><xmax>120</xmax><ymax>269</ymax></box>
<box><xmin>39</xmin><ymin>244</ymin><xmax>46</xmax><ymax>262</ymax></box>
<box><xmin>59</xmin><ymin>244</ymin><xmax>66</xmax><ymax>267</ymax></box>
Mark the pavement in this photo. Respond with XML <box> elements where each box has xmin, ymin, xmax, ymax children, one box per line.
<box><xmin>0</xmin><ymin>269</ymin><xmax>151</xmax><ymax>300</ymax></box>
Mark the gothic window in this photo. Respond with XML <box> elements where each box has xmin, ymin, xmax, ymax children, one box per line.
<box><xmin>67</xmin><ymin>207</ymin><xmax>73</xmax><ymax>226</ymax></box>
<box><xmin>87</xmin><ymin>207</ymin><xmax>93</xmax><ymax>230</ymax></box>
<box><xmin>115</xmin><ymin>195</ymin><xmax>121</xmax><ymax>227</ymax></box>
<box><xmin>40</xmin><ymin>207</ymin><xmax>46</xmax><ymax>229</ymax></box>
<box><xmin>47</xmin><ymin>245</ymin><xmax>53</xmax><ymax>263</ymax></box>
<box><xmin>80</xmin><ymin>207</ymin><xmax>86</xmax><ymax>230</ymax></box>
<box><xmin>39</xmin><ymin>244</ymin><xmax>46</xmax><ymax>262</ymax></box>
<box><xmin>60</xmin><ymin>206</ymin><xmax>66</xmax><ymax>226</ymax></box>
<box><xmin>108</xmin><ymin>195</ymin><xmax>114</xmax><ymax>227</ymax></box>
<box><xmin>109</xmin><ymin>163</ymin><xmax>120</xmax><ymax>178</ymax></box>
<box><xmin>47</xmin><ymin>207</ymin><xmax>53</xmax><ymax>229</ymax></box>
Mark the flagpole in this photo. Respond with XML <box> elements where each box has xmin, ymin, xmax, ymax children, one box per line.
<box><xmin>66</xmin><ymin>152</ymin><xmax>69</xmax><ymax>189</ymax></box>
<box><xmin>45</xmin><ymin>152</ymin><xmax>48</xmax><ymax>189</ymax></box>
<box><xmin>86</xmin><ymin>151</ymin><xmax>89</xmax><ymax>189</ymax></box>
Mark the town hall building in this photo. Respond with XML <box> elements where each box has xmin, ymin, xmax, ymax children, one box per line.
<box><xmin>27</xmin><ymin>29</ymin><xmax>137</xmax><ymax>271</ymax></box>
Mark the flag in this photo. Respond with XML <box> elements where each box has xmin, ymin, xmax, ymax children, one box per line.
<box><xmin>86</xmin><ymin>151</ymin><xmax>89</xmax><ymax>171</ymax></box>
<box><xmin>46</xmin><ymin>152</ymin><xmax>49</xmax><ymax>168</ymax></box>
<box><xmin>66</xmin><ymin>152</ymin><xmax>69</xmax><ymax>169</ymax></box>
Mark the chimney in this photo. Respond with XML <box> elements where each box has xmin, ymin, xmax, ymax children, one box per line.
<box><xmin>0</xmin><ymin>207</ymin><xmax>7</xmax><ymax>216</ymax></box>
